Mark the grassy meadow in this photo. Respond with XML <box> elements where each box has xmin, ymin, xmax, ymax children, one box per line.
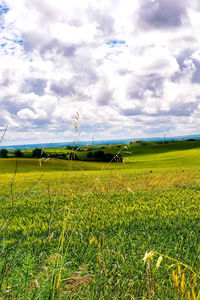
<box><xmin>1</xmin><ymin>140</ymin><xmax>200</xmax><ymax>299</ymax></box>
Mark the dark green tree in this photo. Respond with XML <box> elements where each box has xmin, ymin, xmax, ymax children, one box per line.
<box><xmin>32</xmin><ymin>148</ymin><xmax>47</xmax><ymax>157</ymax></box>
<box><xmin>87</xmin><ymin>152</ymin><xmax>93</xmax><ymax>159</ymax></box>
<box><xmin>94</xmin><ymin>150</ymin><xmax>105</xmax><ymax>160</ymax></box>
<box><xmin>69</xmin><ymin>152</ymin><xmax>78</xmax><ymax>160</ymax></box>
<box><xmin>13</xmin><ymin>149</ymin><xmax>23</xmax><ymax>157</ymax></box>
<box><xmin>0</xmin><ymin>148</ymin><xmax>8</xmax><ymax>158</ymax></box>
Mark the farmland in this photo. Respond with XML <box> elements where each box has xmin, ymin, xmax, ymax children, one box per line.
<box><xmin>0</xmin><ymin>140</ymin><xmax>200</xmax><ymax>299</ymax></box>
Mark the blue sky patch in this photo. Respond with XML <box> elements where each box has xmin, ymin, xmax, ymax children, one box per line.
<box><xmin>0</xmin><ymin>5</ymin><xmax>9</xmax><ymax>16</ymax></box>
<box><xmin>15</xmin><ymin>39</ymin><xmax>24</xmax><ymax>46</ymax></box>
<box><xmin>106</xmin><ymin>40</ymin><xmax>126</xmax><ymax>47</ymax></box>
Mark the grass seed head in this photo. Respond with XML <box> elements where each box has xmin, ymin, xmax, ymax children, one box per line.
<box><xmin>143</xmin><ymin>251</ymin><xmax>154</xmax><ymax>265</ymax></box>
<box><xmin>197</xmin><ymin>291</ymin><xmax>200</xmax><ymax>300</ymax></box>
<box><xmin>178</xmin><ymin>265</ymin><xmax>181</xmax><ymax>276</ymax></box>
<box><xmin>103</xmin><ymin>262</ymin><xmax>107</xmax><ymax>277</ymax></box>
<box><xmin>180</xmin><ymin>273</ymin><xmax>185</xmax><ymax>294</ymax></box>
<box><xmin>89</xmin><ymin>237</ymin><xmax>97</xmax><ymax>245</ymax></box>
<box><xmin>192</xmin><ymin>287</ymin><xmax>196</xmax><ymax>300</ymax></box>
<box><xmin>172</xmin><ymin>270</ymin><xmax>179</xmax><ymax>288</ymax></box>
<box><xmin>156</xmin><ymin>256</ymin><xmax>163</xmax><ymax>268</ymax></box>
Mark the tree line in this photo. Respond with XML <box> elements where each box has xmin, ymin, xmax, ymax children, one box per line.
<box><xmin>86</xmin><ymin>150</ymin><xmax>123</xmax><ymax>162</ymax></box>
<box><xmin>0</xmin><ymin>148</ymin><xmax>123</xmax><ymax>162</ymax></box>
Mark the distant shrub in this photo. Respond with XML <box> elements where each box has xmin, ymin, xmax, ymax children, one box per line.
<box><xmin>23</xmin><ymin>151</ymin><xmax>32</xmax><ymax>158</ymax></box>
<box><xmin>69</xmin><ymin>152</ymin><xmax>78</xmax><ymax>160</ymax></box>
<box><xmin>87</xmin><ymin>152</ymin><xmax>93</xmax><ymax>159</ymax></box>
<box><xmin>66</xmin><ymin>145</ymin><xmax>79</xmax><ymax>150</ymax></box>
<box><xmin>13</xmin><ymin>149</ymin><xmax>23</xmax><ymax>157</ymax></box>
<box><xmin>49</xmin><ymin>153</ymin><xmax>66</xmax><ymax>159</ymax></box>
<box><xmin>0</xmin><ymin>148</ymin><xmax>8</xmax><ymax>158</ymax></box>
<box><xmin>32</xmin><ymin>148</ymin><xmax>47</xmax><ymax>157</ymax></box>
<box><xmin>93</xmin><ymin>150</ymin><xmax>123</xmax><ymax>162</ymax></box>
<box><xmin>94</xmin><ymin>150</ymin><xmax>105</xmax><ymax>160</ymax></box>
<box><xmin>105</xmin><ymin>153</ymin><xmax>123</xmax><ymax>162</ymax></box>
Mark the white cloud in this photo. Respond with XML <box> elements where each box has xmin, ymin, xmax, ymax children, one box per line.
<box><xmin>1</xmin><ymin>0</ymin><xmax>200</xmax><ymax>145</ymax></box>
<box><xmin>17</xmin><ymin>108</ymin><xmax>38</xmax><ymax>119</ymax></box>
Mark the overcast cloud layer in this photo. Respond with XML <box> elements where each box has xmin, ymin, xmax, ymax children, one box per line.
<box><xmin>1</xmin><ymin>0</ymin><xmax>200</xmax><ymax>144</ymax></box>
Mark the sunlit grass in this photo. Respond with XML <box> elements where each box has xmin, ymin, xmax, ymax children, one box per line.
<box><xmin>0</xmin><ymin>142</ymin><xmax>200</xmax><ymax>298</ymax></box>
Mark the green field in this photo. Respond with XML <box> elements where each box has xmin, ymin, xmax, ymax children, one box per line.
<box><xmin>0</xmin><ymin>140</ymin><xmax>200</xmax><ymax>299</ymax></box>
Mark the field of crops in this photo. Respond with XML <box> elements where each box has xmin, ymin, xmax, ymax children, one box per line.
<box><xmin>0</xmin><ymin>141</ymin><xmax>200</xmax><ymax>299</ymax></box>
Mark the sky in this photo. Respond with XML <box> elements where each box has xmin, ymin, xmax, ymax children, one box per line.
<box><xmin>1</xmin><ymin>0</ymin><xmax>200</xmax><ymax>145</ymax></box>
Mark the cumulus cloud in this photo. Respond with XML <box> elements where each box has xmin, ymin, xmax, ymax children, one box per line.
<box><xmin>1</xmin><ymin>0</ymin><xmax>200</xmax><ymax>144</ymax></box>
<box><xmin>137</xmin><ymin>0</ymin><xmax>188</xmax><ymax>30</ymax></box>
<box><xmin>22</xmin><ymin>78</ymin><xmax>47</xmax><ymax>96</ymax></box>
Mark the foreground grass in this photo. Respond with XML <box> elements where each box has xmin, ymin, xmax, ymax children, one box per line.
<box><xmin>0</xmin><ymin>145</ymin><xmax>200</xmax><ymax>298</ymax></box>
